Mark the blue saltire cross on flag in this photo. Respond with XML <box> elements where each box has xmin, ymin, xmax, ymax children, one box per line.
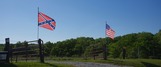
<box><xmin>38</xmin><ymin>12</ymin><xmax>56</xmax><ymax>31</ymax></box>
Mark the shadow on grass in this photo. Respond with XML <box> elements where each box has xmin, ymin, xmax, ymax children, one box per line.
<box><xmin>0</xmin><ymin>62</ymin><xmax>17</xmax><ymax>67</ymax></box>
<box><xmin>43</xmin><ymin>62</ymin><xmax>58</xmax><ymax>67</ymax></box>
<box><xmin>141</xmin><ymin>62</ymin><xmax>160</xmax><ymax>67</ymax></box>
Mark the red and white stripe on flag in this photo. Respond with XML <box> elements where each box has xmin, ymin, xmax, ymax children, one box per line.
<box><xmin>106</xmin><ymin>28</ymin><xmax>115</xmax><ymax>39</ymax></box>
<box><xmin>106</xmin><ymin>24</ymin><xmax>115</xmax><ymax>39</ymax></box>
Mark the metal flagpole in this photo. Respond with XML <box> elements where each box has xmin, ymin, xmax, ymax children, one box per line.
<box><xmin>37</xmin><ymin>7</ymin><xmax>39</xmax><ymax>40</ymax></box>
<box><xmin>37</xmin><ymin>7</ymin><xmax>44</xmax><ymax>63</ymax></box>
<box><xmin>104</xmin><ymin>21</ymin><xmax>107</xmax><ymax>60</ymax></box>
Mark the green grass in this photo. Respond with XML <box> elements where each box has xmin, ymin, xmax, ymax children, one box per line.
<box><xmin>0</xmin><ymin>62</ymin><xmax>74</xmax><ymax>67</ymax></box>
<box><xmin>76</xmin><ymin>58</ymin><xmax>161</xmax><ymax>67</ymax></box>
<box><xmin>107</xmin><ymin>59</ymin><xmax>161</xmax><ymax>67</ymax></box>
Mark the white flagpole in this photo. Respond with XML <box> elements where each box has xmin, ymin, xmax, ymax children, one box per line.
<box><xmin>105</xmin><ymin>21</ymin><xmax>107</xmax><ymax>37</ymax></box>
<box><xmin>37</xmin><ymin>7</ymin><xmax>39</xmax><ymax>40</ymax></box>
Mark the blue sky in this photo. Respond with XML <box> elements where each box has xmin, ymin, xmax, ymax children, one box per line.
<box><xmin>0</xmin><ymin>0</ymin><xmax>161</xmax><ymax>43</ymax></box>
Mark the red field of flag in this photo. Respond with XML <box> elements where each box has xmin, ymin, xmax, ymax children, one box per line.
<box><xmin>38</xmin><ymin>12</ymin><xmax>56</xmax><ymax>31</ymax></box>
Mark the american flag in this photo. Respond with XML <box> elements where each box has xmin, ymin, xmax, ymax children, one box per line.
<box><xmin>106</xmin><ymin>24</ymin><xmax>115</xmax><ymax>39</ymax></box>
<box><xmin>38</xmin><ymin>12</ymin><xmax>56</xmax><ymax>31</ymax></box>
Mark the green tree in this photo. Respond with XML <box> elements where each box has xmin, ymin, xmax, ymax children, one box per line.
<box><xmin>153</xmin><ymin>30</ymin><xmax>161</xmax><ymax>59</ymax></box>
<box><xmin>136</xmin><ymin>32</ymin><xmax>154</xmax><ymax>58</ymax></box>
<box><xmin>47</xmin><ymin>30</ymin><xmax>161</xmax><ymax>59</ymax></box>
<box><xmin>44</xmin><ymin>41</ymin><xmax>54</xmax><ymax>56</ymax></box>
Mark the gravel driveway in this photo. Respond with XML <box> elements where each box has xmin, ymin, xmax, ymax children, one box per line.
<box><xmin>52</xmin><ymin>61</ymin><xmax>132</xmax><ymax>67</ymax></box>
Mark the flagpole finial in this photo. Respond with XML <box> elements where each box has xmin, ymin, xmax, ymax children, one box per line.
<box><xmin>38</xmin><ymin>7</ymin><xmax>39</xmax><ymax>12</ymax></box>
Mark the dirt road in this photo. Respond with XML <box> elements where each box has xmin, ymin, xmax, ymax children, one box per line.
<box><xmin>51</xmin><ymin>61</ymin><xmax>131</xmax><ymax>67</ymax></box>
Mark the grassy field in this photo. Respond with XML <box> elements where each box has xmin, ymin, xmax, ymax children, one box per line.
<box><xmin>51</xmin><ymin>57</ymin><xmax>161</xmax><ymax>67</ymax></box>
<box><xmin>88</xmin><ymin>59</ymin><xmax>161</xmax><ymax>67</ymax></box>
<box><xmin>0</xmin><ymin>62</ymin><xmax>74</xmax><ymax>67</ymax></box>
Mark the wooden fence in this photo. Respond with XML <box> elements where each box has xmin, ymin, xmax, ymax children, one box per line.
<box><xmin>0</xmin><ymin>38</ymin><xmax>44</xmax><ymax>63</ymax></box>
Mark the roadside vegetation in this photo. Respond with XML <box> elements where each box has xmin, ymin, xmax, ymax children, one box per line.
<box><xmin>1</xmin><ymin>30</ymin><xmax>161</xmax><ymax>59</ymax></box>
<box><xmin>0</xmin><ymin>30</ymin><xmax>161</xmax><ymax>67</ymax></box>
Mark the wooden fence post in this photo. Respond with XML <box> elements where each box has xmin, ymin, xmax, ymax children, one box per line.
<box><xmin>38</xmin><ymin>39</ymin><xmax>44</xmax><ymax>63</ymax></box>
<box><xmin>123</xmin><ymin>47</ymin><xmax>126</xmax><ymax>59</ymax></box>
<box><xmin>25</xmin><ymin>41</ymin><xmax>28</xmax><ymax>62</ymax></box>
<box><xmin>5</xmin><ymin>38</ymin><xmax>10</xmax><ymax>63</ymax></box>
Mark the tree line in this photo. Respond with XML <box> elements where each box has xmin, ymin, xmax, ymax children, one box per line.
<box><xmin>44</xmin><ymin>30</ymin><xmax>161</xmax><ymax>59</ymax></box>
<box><xmin>0</xmin><ymin>30</ymin><xmax>161</xmax><ymax>59</ymax></box>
